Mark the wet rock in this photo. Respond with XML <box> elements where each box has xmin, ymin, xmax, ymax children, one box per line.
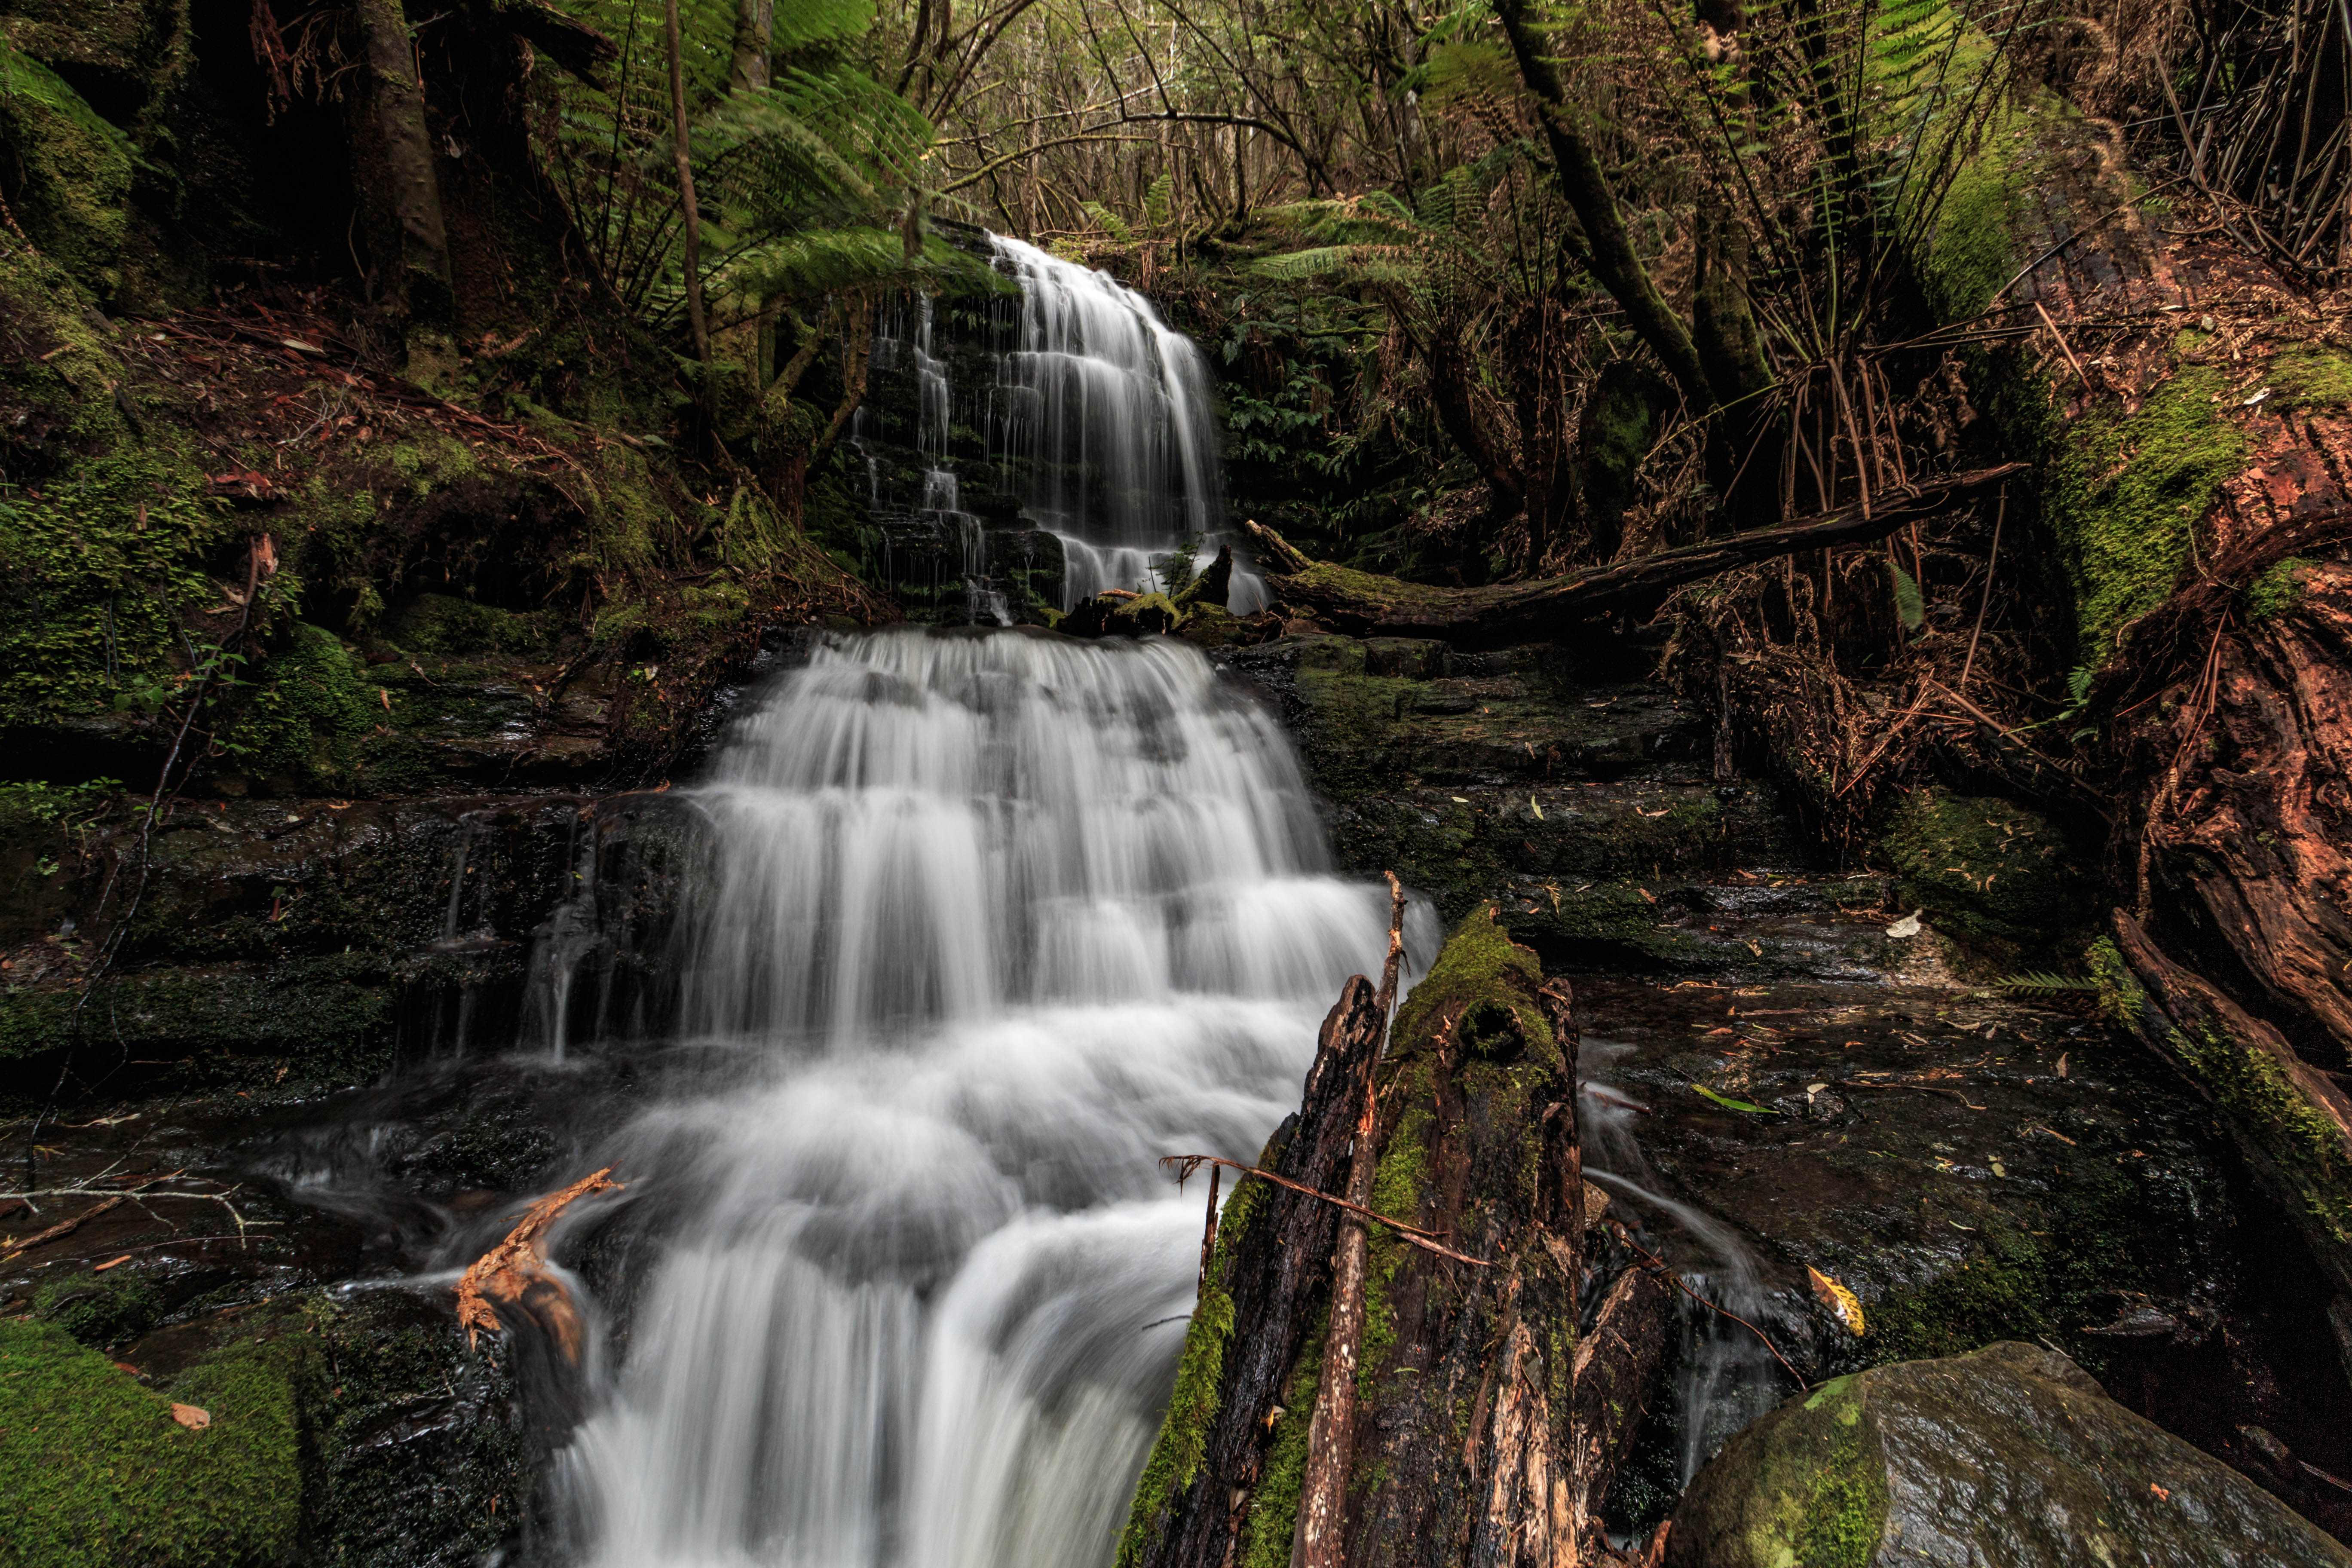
<box><xmin>1667</xmin><ymin>1341</ymin><xmax>2352</xmax><ymax>1568</ymax></box>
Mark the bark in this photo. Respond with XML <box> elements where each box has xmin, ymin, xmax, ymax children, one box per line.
<box><xmin>731</xmin><ymin>0</ymin><xmax>772</xmax><ymax>92</ymax></box>
<box><xmin>1240</xmin><ymin>462</ymin><xmax>2024</xmax><ymax>645</ymax></box>
<box><xmin>1124</xmin><ymin>909</ymin><xmax>1665</xmax><ymax>1568</ymax></box>
<box><xmin>353</xmin><ymin>0</ymin><xmax>453</xmax><ymax>324</ymax></box>
<box><xmin>1911</xmin><ymin>59</ymin><xmax>2352</xmax><ymax>1277</ymax></box>
<box><xmin>1565</xmin><ymin>1267</ymin><xmax>1674</xmax><ymax>1532</ymax></box>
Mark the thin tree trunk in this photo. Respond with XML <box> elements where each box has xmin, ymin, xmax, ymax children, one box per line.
<box><xmin>665</xmin><ymin>0</ymin><xmax>712</xmax><ymax>394</ymax></box>
<box><xmin>731</xmin><ymin>0</ymin><xmax>771</xmax><ymax>92</ymax></box>
<box><xmin>353</xmin><ymin>0</ymin><xmax>451</xmax><ymax>327</ymax></box>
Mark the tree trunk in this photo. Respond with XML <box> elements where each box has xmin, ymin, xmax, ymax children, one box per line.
<box><xmin>1120</xmin><ymin>909</ymin><xmax>1661</xmax><ymax>1568</ymax></box>
<box><xmin>352</xmin><ymin>0</ymin><xmax>453</xmax><ymax>331</ymax></box>
<box><xmin>1239</xmin><ymin>463</ymin><xmax>2022</xmax><ymax>644</ymax></box>
<box><xmin>665</xmin><ymin>0</ymin><xmax>713</xmax><ymax>390</ymax></box>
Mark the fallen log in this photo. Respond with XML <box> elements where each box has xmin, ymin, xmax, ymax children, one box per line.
<box><xmin>1242</xmin><ymin>462</ymin><xmax>2025</xmax><ymax>646</ymax></box>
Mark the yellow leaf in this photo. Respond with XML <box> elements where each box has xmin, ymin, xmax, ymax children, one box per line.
<box><xmin>1808</xmin><ymin>1266</ymin><xmax>1865</xmax><ymax>1335</ymax></box>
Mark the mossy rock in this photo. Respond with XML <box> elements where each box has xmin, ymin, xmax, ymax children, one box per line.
<box><xmin>32</xmin><ymin>1268</ymin><xmax>165</xmax><ymax>1350</ymax></box>
<box><xmin>0</xmin><ymin>45</ymin><xmax>132</xmax><ymax>295</ymax></box>
<box><xmin>385</xmin><ymin>594</ymin><xmax>558</xmax><ymax>659</ymax></box>
<box><xmin>0</xmin><ymin>1318</ymin><xmax>304</xmax><ymax>1568</ymax></box>
<box><xmin>1877</xmin><ymin>788</ymin><xmax>2095</xmax><ymax>950</ymax></box>
<box><xmin>1668</xmin><ymin>1342</ymin><xmax>2352</xmax><ymax>1568</ymax></box>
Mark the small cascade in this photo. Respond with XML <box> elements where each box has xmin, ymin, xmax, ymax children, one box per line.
<box><xmin>554</xmin><ymin>628</ymin><xmax>1417</xmax><ymax>1568</ymax></box>
<box><xmin>1580</xmin><ymin>1040</ymin><xmax>1790</xmax><ymax>1486</ymax></box>
<box><xmin>523</xmin><ymin>805</ymin><xmax>606</xmax><ymax>1063</ymax></box>
<box><xmin>983</xmin><ymin>236</ymin><xmax>1264</xmax><ymax>612</ymax></box>
<box><xmin>855</xmin><ymin>296</ymin><xmax>1003</xmax><ymax>625</ymax></box>
<box><xmin>850</xmin><ymin>236</ymin><xmax>1263</xmax><ymax>623</ymax></box>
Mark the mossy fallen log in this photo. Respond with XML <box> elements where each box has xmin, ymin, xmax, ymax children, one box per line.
<box><xmin>1240</xmin><ymin>463</ymin><xmax>2024</xmax><ymax>646</ymax></box>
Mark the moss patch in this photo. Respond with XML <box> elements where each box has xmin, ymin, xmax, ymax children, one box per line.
<box><xmin>0</xmin><ymin>1318</ymin><xmax>303</xmax><ymax>1568</ymax></box>
<box><xmin>33</xmin><ymin>1268</ymin><xmax>165</xmax><ymax>1350</ymax></box>
<box><xmin>2051</xmin><ymin>364</ymin><xmax>2248</xmax><ymax>662</ymax></box>
<box><xmin>2244</xmin><ymin>556</ymin><xmax>2315</xmax><ymax>622</ymax></box>
<box><xmin>1390</xmin><ymin>904</ymin><xmax>1554</xmax><ymax>1063</ymax></box>
<box><xmin>1877</xmin><ymin>788</ymin><xmax>2095</xmax><ymax>947</ymax></box>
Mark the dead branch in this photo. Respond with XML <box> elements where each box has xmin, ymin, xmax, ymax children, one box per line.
<box><xmin>454</xmin><ymin>1167</ymin><xmax>624</xmax><ymax>1361</ymax></box>
<box><xmin>1160</xmin><ymin>1155</ymin><xmax>1488</xmax><ymax>1266</ymax></box>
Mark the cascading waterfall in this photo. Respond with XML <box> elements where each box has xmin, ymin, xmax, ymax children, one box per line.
<box><xmin>983</xmin><ymin>237</ymin><xmax>1264</xmax><ymax>612</ymax></box>
<box><xmin>556</xmin><ymin>628</ymin><xmax>1419</xmax><ymax>1568</ymax></box>
<box><xmin>853</xmin><ymin>237</ymin><xmax>1264</xmax><ymax>621</ymax></box>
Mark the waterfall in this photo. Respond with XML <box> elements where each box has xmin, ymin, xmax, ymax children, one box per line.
<box><xmin>983</xmin><ymin>237</ymin><xmax>1264</xmax><ymax>613</ymax></box>
<box><xmin>853</xmin><ymin>238</ymin><xmax>1265</xmax><ymax>622</ymax></box>
<box><xmin>557</xmin><ymin>628</ymin><xmax>1418</xmax><ymax>1568</ymax></box>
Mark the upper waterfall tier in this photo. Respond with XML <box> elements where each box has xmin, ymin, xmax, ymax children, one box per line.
<box><xmin>851</xmin><ymin>238</ymin><xmax>1265</xmax><ymax>622</ymax></box>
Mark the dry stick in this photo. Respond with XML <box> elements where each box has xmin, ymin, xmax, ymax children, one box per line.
<box><xmin>2034</xmin><ymin>300</ymin><xmax>2094</xmax><ymax>390</ymax></box>
<box><xmin>1610</xmin><ymin>1225</ymin><xmax>1805</xmax><ymax>1386</ymax></box>
<box><xmin>1161</xmin><ymin>1156</ymin><xmax>1488</xmax><ymax>1266</ymax></box>
<box><xmin>0</xmin><ymin>1195</ymin><xmax>125</xmax><ymax>1258</ymax></box>
<box><xmin>1957</xmin><ymin>484</ymin><xmax>2007</xmax><ymax>693</ymax></box>
<box><xmin>1294</xmin><ymin>874</ymin><xmax>1411</xmax><ymax>1568</ymax></box>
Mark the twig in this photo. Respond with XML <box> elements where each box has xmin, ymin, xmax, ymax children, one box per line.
<box><xmin>1159</xmin><ymin>1155</ymin><xmax>1490</xmax><ymax>1266</ymax></box>
<box><xmin>1958</xmin><ymin>484</ymin><xmax>2006</xmax><ymax>694</ymax></box>
<box><xmin>1841</xmin><ymin>1079</ymin><xmax>1988</xmax><ymax>1110</ymax></box>
<box><xmin>2034</xmin><ymin>300</ymin><xmax>2094</xmax><ymax>390</ymax></box>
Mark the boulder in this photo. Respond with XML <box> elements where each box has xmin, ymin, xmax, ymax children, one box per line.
<box><xmin>1668</xmin><ymin>1341</ymin><xmax>2350</xmax><ymax>1568</ymax></box>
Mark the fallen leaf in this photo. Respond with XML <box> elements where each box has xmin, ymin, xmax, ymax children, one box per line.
<box><xmin>1530</xmin><ymin>796</ymin><xmax>1544</xmax><ymax>820</ymax></box>
<box><xmin>281</xmin><ymin>338</ymin><xmax>325</xmax><ymax>355</ymax></box>
<box><xmin>2151</xmin><ymin>1482</ymin><xmax>2171</xmax><ymax>1501</ymax></box>
<box><xmin>92</xmin><ymin>1255</ymin><xmax>132</xmax><ymax>1273</ymax></box>
<box><xmin>379</xmin><ymin>688</ymin><xmax>392</xmax><ymax>712</ymax></box>
<box><xmin>1634</xmin><ymin>805</ymin><xmax>1669</xmax><ymax>817</ymax></box>
<box><xmin>171</xmin><ymin>1403</ymin><xmax>211</xmax><ymax>1430</ymax></box>
<box><xmin>1451</xmin><ymin>795</ymin><xmax>1470</xmax><ymax>804</ymax></box>
<box><xmin>1808</xmin><ymin>1267</ymin><xmax>1866</xmax><ymax>1335</ymax></box>
<box><xmin>1691</xmin><ymin>1083</ymin><xmax>1773</xmax><ymax>1114</ymax></box>
<box><xmin>114</xmin><ymin>1362</ymin><xmax>141</xmax><ymax>1376</ymax></box>
<box><xmin>2056</xmin><ymin>1051</ymin><xmax>2070</xmax><ymax>1078</ymax></box>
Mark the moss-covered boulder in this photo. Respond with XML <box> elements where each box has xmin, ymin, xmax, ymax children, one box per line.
<box><xmin>0</xmin><ymin>1318</ymin><xmax>304</xmax><ymax>1567</ymax></box>
<box><xmin>1668</xmin><ymin>1341</ymin><xmax>2350</xmax><ymax>1568</ymax></box>
<box><xmin>1877</xmin><ymin>787</ymin><xmax>2096</xmax><ymax>952</ymax></box>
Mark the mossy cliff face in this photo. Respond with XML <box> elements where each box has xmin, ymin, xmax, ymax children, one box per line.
<box><xmin>1120</xmin><ymin>910</ymin><xmax>1591</xmax><ymax>1568</ymax></box>
<box><xmin>0</xmin><ymin>787</ymin><xmax>704</xmax><ymax>1102</ymax></box>
<box><xmin>1668</xmin><ymin>1342</ymin><xmax>2352</xmax><ymax>1568</ymax></box>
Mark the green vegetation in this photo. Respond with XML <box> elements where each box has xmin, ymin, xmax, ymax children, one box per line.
<box><xmin>0</xmin><ymin>1320</ymin><xmax>303</xmax><ymax>1568</ymax></box>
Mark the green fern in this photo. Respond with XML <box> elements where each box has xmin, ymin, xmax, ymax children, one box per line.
<box><xmin>1995</xmin><ymin>972</ymin><xmax>2098</xmax><ymax>992</ymax></box>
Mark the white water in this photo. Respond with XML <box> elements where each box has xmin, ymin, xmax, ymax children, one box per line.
<box><xmin>984</xmin><ymin>237</ymin><xmax>1264</xmax><ymax>612</ymax></box>
<box><xmin>557</xmin><ymin>628</ymin><xmax>1414</xmax><ymax>1568</ymax></box>
<box><xmin>1579</xmin><ymin>1041</ymin><xmax>1785</xmax><ymax>1485</ymax></box>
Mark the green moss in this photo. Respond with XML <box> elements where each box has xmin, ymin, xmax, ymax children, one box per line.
<box><xmin>0</xmin><ymin>43</ymin><xmax>132</xmax><ymax>294</ymax></box>
<box><xmin>224</xmin><ymin>623</ymin><xmax>377</xmax><ymax>791</ymax></box>
<box><xmin>2052</xmin><ymin>364</ymin><xmax>2248</xmax><ymax>661</ymax></box>
<box><xmin>33</xmin><ymin>1269</ymin><xmax>164</xmax><ymax>1349</ymax></box>
<box><xmin>388</xmin><ymin>593</ymin><xmax>555</xmax><ymax>658</ymax></box>
<box><xmin>0</xmin><ymin>1319</ymin><xmax>303</xmax><ymax>1568</ymax></box>
<box><xmin>1237</xmin><ymin>1315</ymin><xmax>1325</xmax><ymax>1568</ymax></box>
<box><xmin>2244</xmin><ymin>556</ymin><xmax>2315</xmax><ymax>622</ymax></box>
<box><xmin>1390</xmin><ymin>905</ymin><xmax>1553</xmax><ymax>1061</ymax></box>
<box><xmin>2168</xmin><ymin>1014</ymin><xmax>2352</xmax><ymax>1242</ymax></box>
<box><xmin>1877</xmin><ymin>788</ymin><xmax>2095</xmax><ymax>946</ymax></box>
<box><xmin>1869</xmin><ymin>1223</ymin><xmax>2055</xmax><ymax>1362</ymax></box>
<box><xmin>1116</xmin><ymin>1174</ymin><xmax>1268</xmax><ymax>1568</ymax></box>
<box><xmin>1291</xmin><ymin>667</ymin><xmax>1419</xmax><ymax>799</ymax></box>
<box><xmin>1788</xmin><ymin>1387</ymin><xmax>1888</xmax><ymax>1568</ymax></box>
<box><xmin>2264</xmin><ymin>346</ymin><xmax>2352</xmax><ymax>413</ymax></box>
<box><xmin>0</xmin><ymin>445</ymin><xmax>240</xmax><ymax>726</ymax></box>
